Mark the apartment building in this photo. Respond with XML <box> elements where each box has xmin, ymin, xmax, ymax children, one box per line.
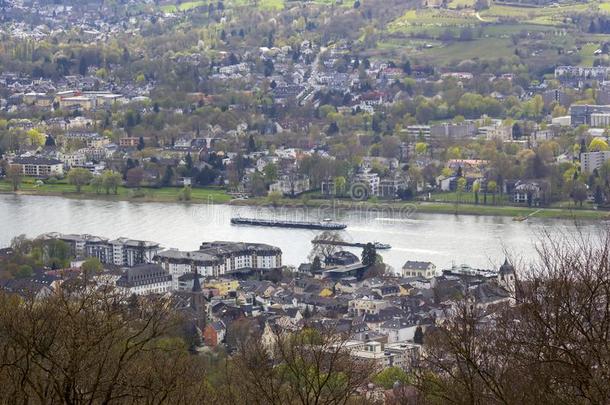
<box><xmin>10</xmin><ymin>156</ymin><xmax>64</xmax><ymax>178</ymax></box>
<box><xmin>155</xmin><ymin>241</ymin><xmax>282</xmax><ymax>281</ymax></box>
<box><xmin>40</xmin><ymin>233</ymin><xmax>161</xmax><ymax>267</ymax></box>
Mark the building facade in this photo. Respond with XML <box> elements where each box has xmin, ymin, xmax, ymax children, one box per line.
<box><xmin>115</xmin><ymin>264</ymin><xmax>172</xmax><ymax>295</ymax></box>
<box><xmin>10</xmin><ymin>156</ymin><xmax>64</xmax><ymax>178</ymax></box>
<box><xmin>570</xmin><ymin>104</ymin><xmax>610</xmax><ymax>127</ymax></box>
<box><xmin>155</xmin><ymin>241</ymin><xmax>282</xmax><ymax>281</ymax></box>
<box><xmin>402</xmin><ymin>261</ymin><xmax>437</xmax><ymax>278</ymax></box>
<box><xmin>40</xmin><ymin>233</ymin><xmax>161</xmax><ymax>267</ymax></box>
<box><xmin>581</xmin><ymin>151</ymin><xmax>610</xmax><ymax>173</ymax></box>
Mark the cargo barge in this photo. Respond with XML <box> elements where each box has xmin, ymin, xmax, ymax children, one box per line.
<box><xmin>230</xmin><ymin>217</ymin><xmax>347</xmax><ymax>230</ymax></box>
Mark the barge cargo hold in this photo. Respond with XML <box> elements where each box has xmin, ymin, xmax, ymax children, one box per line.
<box><xmin>230</xmin><ymin>217</ymin><xmax>347</xmax><ymax>230</ymax></box>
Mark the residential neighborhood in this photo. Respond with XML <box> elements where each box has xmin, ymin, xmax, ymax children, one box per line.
<box><xmin>0</xmin><ymin>231</ymin><xmax>516</xmax><ymax>397</ymax></box>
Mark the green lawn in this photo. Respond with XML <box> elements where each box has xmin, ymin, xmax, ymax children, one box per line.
<box><xmin>415</xmin><ymin>201</ymin><xmax>606</xmax><ymax>220</ymax></box>
<box><xmin>258</xmin><ymin>0</ymin><xmax>284</xmax><ymax>10</ymax></box>
<box><xmin>448</xmin><ymin>0</ymin><xmax>475</xmax><ymax>9</ymax></box>
<box><xmin>0</xmin><ymin>179</ymin><xmax>232</xmax><ymax>203</ymax></box>
<box><xmin>420</xmin><ymin>37</ymin><xmax>515</xmax><ymax>63</ymax></box>
<box><xmin>160</xmin><ymin>1</ymin><xmax>207</xmax><ymax>12</ymax></box>
<box><xmin>231</xmin><ymin>194</ymin><xmax>607</xmax><ymax>220</ymax></box>
<box><xmin>580</xmin><ymin>43</ymin><xmax>601</xmax><ymax>67</ymax></box>
<box><xmin>481</xmin><ymin>2</ymin><xmax>592</xmax><ymax>25</ymax></box>
<box><xmin>428</xmin><ymin>191</ymin><xmax>511</xmax><ymax>205</ymax></box>
<box><xmin>388</xmin><ymin>9</ymin><xmax>479</xmax><ymax>35</ymax></box>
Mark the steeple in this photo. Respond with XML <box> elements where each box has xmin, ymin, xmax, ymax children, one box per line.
<box><xmin>499</xmin><ymin>258</ymin><xmax>515</xmax><ymax>276</ymax></box>
<box><xmin>498</xmin><ymin>258</ymin><xmax>516</xmax><ymax>293</ymax></box>
<box><xmin>192</xmin><ymin>266</ymin><xmax>202</xmax><ymax>293</ymax></box>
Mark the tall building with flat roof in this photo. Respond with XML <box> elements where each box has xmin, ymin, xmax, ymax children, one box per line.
<box><xmin>570</xmin><ymin>104</ymin><xmax>610</xmax><ymax>127</ymax></box>
<box><xmin>580</xmin><ymin>151</ymin><xmax>610</xmax><ymax>173</ymax></box>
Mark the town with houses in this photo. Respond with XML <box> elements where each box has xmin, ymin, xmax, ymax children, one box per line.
<box><xmin>0</xmin><ymin>230</ymin><xmax>516</xmax><ymax>380</ymax></box>
<box><xmin>8</xmin><ymin>62</ymin><xmax>610</xmax><ymax>206</ymax></box>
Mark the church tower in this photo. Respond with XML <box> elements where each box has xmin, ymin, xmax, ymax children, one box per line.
<box><xmin>497</xmin><ymin>258</ymin><xmax>516</xmax><ymax>293</ymax></box>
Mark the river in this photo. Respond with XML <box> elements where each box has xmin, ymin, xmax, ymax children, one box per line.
<box><xmin>0</xmin><ymin>194</ymin><xmax>602</xmax><ymax>272</ymax></box>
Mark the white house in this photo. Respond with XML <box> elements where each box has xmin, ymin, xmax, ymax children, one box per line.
<box><xmin>402</xmin><ymin>261</ymin><xmax>437</xmax><ymax>278</ymax></box>
<box><xmin>379</xmin><ymin>319</ymin><xmax>420</xmax><ymax>343</ymax></box>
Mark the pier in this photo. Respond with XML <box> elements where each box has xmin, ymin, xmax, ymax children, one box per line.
<box><xmin>311</xmin><ymin>239</ymin><xmax>391</xmax><ymax>250</ymax></box>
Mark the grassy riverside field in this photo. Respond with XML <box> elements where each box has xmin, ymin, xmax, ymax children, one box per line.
<box><xmin>230</xmin><ymin>195</ymin><xmax>609</xmax><ymax>220</ymax></box>
<box><xmin>0</xmin><ymin>179</ymin><xmax>232</xmax><ymax>204</ymax></box>
<box><xmin>1</xmin><ymin>179</ymin><xmax>607</xmax><ymax>220</ymax></box>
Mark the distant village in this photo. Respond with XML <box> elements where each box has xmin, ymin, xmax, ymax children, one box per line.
<box><xmin>4</xmin><ymin>61</ymin><xmax>610</xmax><ymax>206</ymax></box>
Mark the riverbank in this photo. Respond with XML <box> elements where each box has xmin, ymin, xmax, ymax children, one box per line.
<box><xmin>231</xmin><ymin>197</ymin><xmax>608</xmax><ymax>220</ymax></box>
<box><xmin>0</xmin><ymin>180</ymin><xmax>232</xmax><ymax>204</ymax></box>
<box><xmin>1</xmin><ymin>180</ymin><xmax>607</xmax><ymax>220</ymax></box>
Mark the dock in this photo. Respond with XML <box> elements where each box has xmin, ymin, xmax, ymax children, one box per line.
<box><xmin>230</xmin><ymin>217</ymin><xmax>347</xmax><ymax>230</ymax></box>
<box><xmin>311</xmin><ymin>239</ymin><xmax>391</xmax><ymax>250</ymax></box>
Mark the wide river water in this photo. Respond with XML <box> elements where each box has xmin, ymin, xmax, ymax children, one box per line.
<box><xmin>0</xmin><ymin>194</ymin><xmax>604</xmax><ymax>272</ymax></box>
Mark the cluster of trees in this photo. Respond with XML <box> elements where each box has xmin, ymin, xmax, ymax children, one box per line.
<box><xmin>0</xmin><ymin>283</ymin><xmax>211</xmax><ymax>404</ymax></box>
<box><xmin>414</xmin><ymin>229</ymin><xmax>610</xmax><ymax>404</ymax></box>
<box><xmin>0</xmin><ymin>279</ymin><xmax>376</xmax><ymax>404</ymax></box>
<box><xmin>0</xmin><ymin>235</ymin><xmax>71</xmax><ymax>279</ymax></box>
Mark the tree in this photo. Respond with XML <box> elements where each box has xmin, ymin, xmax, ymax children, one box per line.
<box><xmin>90</xmin><ymin>175</ymin><xmax>103</xmax><ymax>194</ymax></box>
<box><xmin>594</xmin><ymin>185</ymin><xmax>604</xmax><ymax>205</ymax></box>
<box><xmin>67</xmin><ymin>168</ymin><xmax>93</xmax><ymax>193</ymax></box>
<box><xmin>126</xmin><ymin>167</ymin><xmax>145</xmax><ymax>188</ymax></box>
<box><xmin>415</xmin><ymin>230</ymin><xmax>610</xmax><ymax>405</ymax></box>
<box><xmin>334</xmin><ymin>176</ymin><xmax>346</xmax><ymax>196</ymax></box>
<box><xmin>26</xmin><ymin>129</ymin><xmax>45</xmax><ymax>147</ymax></box>
<box><xmin>0</xmin><ymin>282</ymin><xmax>210</xmax><ymax>403</ymax></box>
<box><xmin>455</xmin><ymin>177</ymin><xmax>467</xmax><ymax>214</ymax></box>
<box><xmin>6</xmin><ymin>165</ymin><xmax>22</xmax><ymax>191</ymax></box>
<box><xmin>327</xmin><ymin>121</ymin><xmax>339</xmax><ymax>135</ymax></box>
<box><xmin>267</xmin><ymin>191</ymin><xmax>282</xmax><ymax>206</ymax></box>
<box><xmin>487</xmin><ymin>180</ymin><xmax>497</xmax><ymax>205</ymax></box>
<box><xmin>472</xmin><ymin>182</ymin><xmax>480</xmax><ymax>205</ymax></box>
<box><xmin>81</xmin><ymin>257</ymin><xmax>103</xmax><ymax>276</ymax></box>
<box><xmin>309</xmin><ymin>231</ymin><xmax>344</xmax><ymax>261</ymax></box>
<box><xmin>373</xmin><ymin>367</ymin><xmax>411</xmax><ymax>389</ymax></box>
<box><xmin>571</xmin><ymin>181</ymin><xmax>588</xmax><ymax>207</ymax></box>
<box><xmin>415</xmin><ymin>142</ymin><xmax>428</xmax><ymax>156</ymax></box>
<box><xmin>225</xmin><ymin>326</ymin><xmax>374</xmax><ymax>405</ymax></box>
<box><xmin>512</xmin><ymin>122</ymin><xmax>523</xmax><ymax>140</ymax></box>
<box><xmin>102</xmin><ymin>170</ymin><xmax>122</xmax><ymax>194</ymax></box>
<box><xmin>362</xmin><ymin>243</ymin><xmax>377</xmax><ymax>266</ymax></box>
<box><xmin>16</xmin><ymin>265</ymin><xmax>33</xmax><ymax>279</ymax></box>
<box><xmin>247</xmin><ymin>134</ymin><xmax>256</xmax><ymax>152</ymax></box>
<box><xmin>178</xmin><ymin>186</ymin><xmax>192</xmax><ymax>201</ymax></box>
<box><xmin>552</xmin><ymin>104</ymin><xmax>567</xmax><ymax>118</ymax></box>
<box><xmin>263</xmin><ymin>163</ymin><xmax>278</xmax><ymax>184</ymax></box>
<box><xmin>589</xmin><ymin>137</ymin><xmax>609</xmax><ymax>152</ymax></box>
<box><xmin>161</xmin><ymin>166</ymin><xmax>174</xmax><ymax>187</ymax></box>
<box><xmin>185</xmin><ymin>153</ymin><xmax>194</xmax><ymax>173</ymax></box>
